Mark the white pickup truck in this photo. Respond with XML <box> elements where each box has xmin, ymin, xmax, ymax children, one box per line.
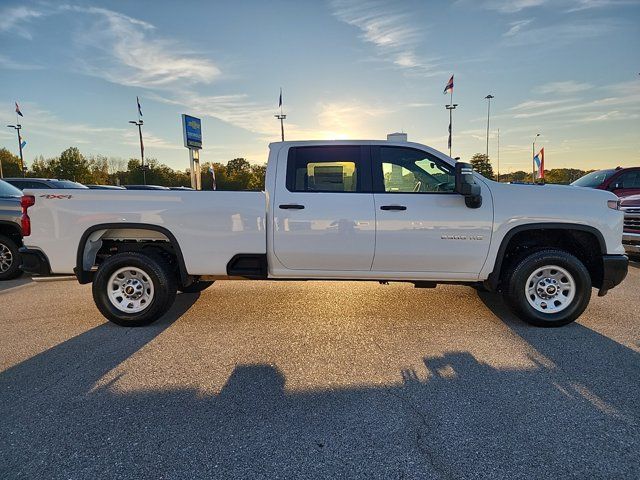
<box><xmin>19</xmin><ymin>140</ymin><xmax>628</xmax><ymax>327</ymax></box>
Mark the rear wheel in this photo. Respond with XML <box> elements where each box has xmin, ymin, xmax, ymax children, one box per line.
<box><xmin>92</xmin><ymin>252</ymin><xmax>177</xmax><ymax>327</ymax></box>
<box><xmin>178</xmin><ymin>280</ymin><xmax>214</xmax><ymax>293</ymax></box>
<box><xmin>503</xmin><ymin>249</ymin><xmax>591</xmax><ymax>327</ymax></box>
<box><xmin>0</xmin><ymin>234</ymin><xmax>22</xmax><ymax>281</ymax></box>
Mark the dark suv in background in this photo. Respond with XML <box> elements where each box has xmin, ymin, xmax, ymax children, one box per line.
<box><xmin>0</xmin><ymin>179</ymin><xmax>24</xmax><ymax>280</ymax></box>
<box><xmin>3</xmin><ymin>178</ymin><xmax>88</xmax><ymax>190</ymax></box>
<box><xmin>571</xmin><ymin>166</ymin><xmax>640</xmax><ymax>197</ymax></box>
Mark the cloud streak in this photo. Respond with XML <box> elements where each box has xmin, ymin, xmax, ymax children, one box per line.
<box><xmin>0</xmin><ymin>5</ymin><xmax>44</xmax><ymax>39</ymax></box>
<box><xmin>65</xmin><ymin>6</ymin><xmax>220</xmax><ymax>88</ymax></box>
<box><xmin>329</xmin><ymin>0</ymin><xmax>442</xmax><ymax>77</ymax></box>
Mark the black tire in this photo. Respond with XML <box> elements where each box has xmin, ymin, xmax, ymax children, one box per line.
<box><xmin>92</xmin><ymin>252</ymin><xmax>177</xmax><ymax>327</ymax></box>
<box><xmin>502</xmin><ymin>249</ymin><xmax>591</xmax><ymax>328</ymax></box>
<box><xmin>0</xmin><ymin>234</ymin><xmax>22</xmax><ymax>281</ymax></box>
<box><xmin>178</xmin><ymin>280</ymin><xmax>214</xmax><ymax>293</ymax></box>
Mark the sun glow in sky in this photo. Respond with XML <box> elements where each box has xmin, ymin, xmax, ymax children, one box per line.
<box><xmin>0</xmin><ymin>0</ymin><xmax>638</xmax><ymax>173</ymax></box>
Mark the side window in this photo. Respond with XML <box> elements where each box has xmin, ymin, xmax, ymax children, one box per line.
<box><xmin>378</xmin><ymin>147</ymin><xmax>455</xmax><ymax>193</ymax></box>
<box><xmin>618</xmin><ymin>171</ymin><xmax>640</xmax><ymax>189</ymax></box>
<box><xmin>287</xmin><ymin>146</ymin><xmax>362</xmax><ymax>192</ymax></box>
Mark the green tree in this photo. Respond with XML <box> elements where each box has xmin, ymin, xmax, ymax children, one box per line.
<box><xmin>54</xmin><ymin>147</ymin><xmax>91</xmax><ymax>182</ymax></box>
<box><xmin>0</xmin><ymin>148</ymin><xmax>23</xmax><ymax>177</ymax></box>
<box><xmin>87</xmin><ymin>155</ymin><xmax>110</xmax><ymax>185</ymax></box>
<box><xmin>248</xmin><ymin>164</ymin><xmax>267</xmax><ymax>191</ymax></box>
<box><xmin>470</xmin><ymin>153</ymin><xmax>495</xmax><ymax>180</ymax></box>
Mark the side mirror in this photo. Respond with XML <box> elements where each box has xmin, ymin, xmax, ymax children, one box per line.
<box><xmin>609</xmin><ymin>181</ymin><xmax>622</xmax><ymax>191</ymax></box>
<box><xmin>455</xmin><ymin>162</ymin><xmax>482</xmax><ymax>208</ymax></box>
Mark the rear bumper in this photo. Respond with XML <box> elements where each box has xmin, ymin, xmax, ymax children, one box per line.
<box><xmin>598</xmin><ymin>254</ymin><xmax>628</xmax><ymax>296</ymax></box>
<box><xmin>18</xmin><ymin>247</ymin><xmax>52</xmax><ymax>276</ymax></box>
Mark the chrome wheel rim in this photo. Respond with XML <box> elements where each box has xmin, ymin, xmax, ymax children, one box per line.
<box><xmin>525</xmin><ymin>265</ymin><xmax>576</xmax><ymax>314</ymax></box>
<box><xmin>107</xmin><ymin>267</ymin><xmax>154</xmax><ymax>314</ymax></box>
<box><xmin>0</xmin><ymin>243</ymin><xmax>13</xmax><ymax>273</ymax></box>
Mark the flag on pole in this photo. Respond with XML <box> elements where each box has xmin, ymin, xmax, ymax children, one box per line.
<box><xmin>20</xmin><ymin>139</ymin><xmax>27</xmax><ymax>149</ymax></box>
<box><xmin>278</xmin><ymin>88</ymin><xmax>283</xmax><ymax>108</ymax></box>
<box><xmin>533</xmin><ymin>148</ymin><xmax>544</xmax><ymax>179</ymax></box>
<box><xmin>15</xmin><ymin>102</ymin><xmax>23</xmax><ymax>117</ymax></box>
<box><xmin>137</xmin><ymin>96</ymin><xmax>143</xmax><ymax>117</ymax></box>
<box><xmin>443</xmin><ymin>75</ymin><xmax>454</xmax><ymax>95</ymax></box>
<box><xmin>209</xmin><ymin>166</ymin><xmax>217</xmax><ymax>190</ymax></box>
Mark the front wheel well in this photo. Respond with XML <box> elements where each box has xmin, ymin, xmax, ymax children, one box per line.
<box><xmin>490</xmin><ymin>227</ymin><xmax>604</xmax><ymax>291</ymax></box>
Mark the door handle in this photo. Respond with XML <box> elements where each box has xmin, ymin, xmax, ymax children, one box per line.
<box><xmin>279</xmin><ymin>204</ymin><xmax>305</xmax><ymax>210</ymax></box>
<box><xmin>380</xmin><ymin>205</ymin><xmax>407</xmax><ymax>211</ymax></box>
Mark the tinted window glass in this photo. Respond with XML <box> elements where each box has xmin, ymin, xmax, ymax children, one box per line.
<box><xmin>379</xmin><ymin>147</ymin><xmax>455</xmax><ymax>193</ymax></box>
<box><xmin>287</xmin><ymin>146</ymin><xmax>361</xmax><ymax>192</ymax></box>
<box><xmin>571</xmin><ymin>169</ymin><xmax>616</xmax><ymax>188</ymax></box>
<box><xmin>617</xmin><ymin>171</ymin><xmax>640</xmax><ymax>189</ymax></box>
<box><xmin>0</xmin><ymin>180</ymin><xmax>22</xmax><ymax>197</ymax></box>
<box><xmin>50</xmin><ymin>180</ymin><xmax>88</xmax><ymax>189</ymax></box>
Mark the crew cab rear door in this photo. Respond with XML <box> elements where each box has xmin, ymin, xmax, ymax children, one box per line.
<box><xmin>370</xmin><ymin>145</ymin><xmax>493</xmax><ymax>274</ymax></box>
<box><xmin>272</xmin><ymin>145</ymin><xmax>375</xmax><ymax>271</ymax></box>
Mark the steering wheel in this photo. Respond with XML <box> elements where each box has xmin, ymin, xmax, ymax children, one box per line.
<box><xmin>413</xmin><ymin>181</ymin><xmax>423</xmax><ymax>192</ymax></box>
<box><xmin>435</xmin><ymin>181</ymin><xmax>451</xmax><ymax>192</ymax></box>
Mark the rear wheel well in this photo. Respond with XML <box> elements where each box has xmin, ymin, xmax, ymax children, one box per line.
<box><xmin>76</xmin><ymin>225</ymin><xmax>190</xmax><ymax>285</ymax></box>
<box><xmin>491</xmin><ymin>228</ymin><xmax>603</xmax><ymax>291</ymax></box>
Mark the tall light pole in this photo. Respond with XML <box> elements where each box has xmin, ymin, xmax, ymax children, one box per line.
<box><xmin>445</xmin><ymin>103</ymin><xmax>458</xmax><ymax>158</ymax></box>
<box><xmin>129</xmin><ymin>120</ymin><xmax>146</xmax><ymax>185</ymax></box>
<box><xmin>532</xmin><ymin>133</ymin><xmax>540</xmax><ymax>183</ymax></box>
<box><xmin>484</xmin><ymin>94</ymin><xmax>494</xmax><ymax>159</ymax></box>
<box><xmin>497</xmin><ymin>128</ymin><xmax>500</xmax><ymax>182</ymax></box>
<box><xmin>6</xmin><ymin>124</ymin><xmax>25</xmax><ymax>177</ymax></box>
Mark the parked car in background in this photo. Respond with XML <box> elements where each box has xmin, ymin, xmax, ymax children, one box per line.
<box><xmin>620</xmin><ymin>194</ymin><xmax>640</xmax><ymax>260</ymax></box>
<box><xmin>0</xmin><ymin>179</ymin><xmax>24</xmax><ymax>280</ymax></box>
<box><xmin>87</xmin><ymin>185</ymin><xmax>126</xmax><ymax>190</ymax></box>
<box><xmin>169</xmin><ymin>186</ymin><xmax>195</xmax><ymax>191</ymax></box>
<box><xmin>4</xmin><ymin>178</ymin><xmax>88</xmax><ymax>190</ymax></box>
<box><xmin>571</xmin><ymin>167</ymin><xmax>640</xmax><ymax>197</ymax></box>
<box><xmin>123</xmin><ymin>185</ymin><xmax>170</xmax><ymax>190</ymax></box>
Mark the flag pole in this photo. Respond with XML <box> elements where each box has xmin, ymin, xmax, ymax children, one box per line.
<box><xmin>275</xmin><ymin>88</ymin><xmax>286</xmax><ymax>142</ymax></box>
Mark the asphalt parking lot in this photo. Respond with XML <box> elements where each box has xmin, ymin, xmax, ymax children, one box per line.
<box><xmin>1</xmin><ymin>265</ymin><xmax>639</xmax><ymax>480</ymax></box>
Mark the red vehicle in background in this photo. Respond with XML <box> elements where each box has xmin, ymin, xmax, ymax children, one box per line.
<box><xmin>571</xmin><ymin>166</ymin><xmax>640</xmax><ymax>198</ymax></box>
<box><xmin>621</xmin><ymin>194</ymin><xmax>640</xmax><ymax>260</ymax></box>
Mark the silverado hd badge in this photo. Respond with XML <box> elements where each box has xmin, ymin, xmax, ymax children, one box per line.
<box><xmin>441</xmin><ymin>234</ymin><xmax>484</xmax><ymax>240</ymax></box>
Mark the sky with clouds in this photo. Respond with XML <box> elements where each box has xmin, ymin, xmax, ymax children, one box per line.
<box><xmin>0</xmin><ymin>0</ymin><xmax>638</xmax><ymax>173</ymax></box>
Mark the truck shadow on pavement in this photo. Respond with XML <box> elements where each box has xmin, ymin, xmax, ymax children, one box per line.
<box><xmin>1</xmin><ymin>294</ymin><xmax>639</xmax><ymax>479</ymax></box>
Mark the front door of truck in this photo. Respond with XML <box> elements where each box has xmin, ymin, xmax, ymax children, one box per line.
<box><xmin>371</xmin><ymin>145</ymin><xmax>493</xmax><ymax>274</ymax></box>
<box><xmin>273</xmin><ymin>145</ymin><xmax>375</xmax><ymax>271</ymax></box>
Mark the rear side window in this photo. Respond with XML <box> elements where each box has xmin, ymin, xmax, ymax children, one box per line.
<box><xmin>0</xmin><ymin>180</ymin><xmax>22</xmax><ymax>197</ymax></box>
<box><xmin>50</xmin><ymin>180</ymin><xmax>88</xmax><ymax>189</ymax></box>
<box><xmin>8</xmin><ymin>180</ymin><xmax>51</xmax><ymax>189</ymax></box>
<box><xmin>286</xmin><ymin>146</ymin><xmax>366</xmax><ymax>192</ymax></box>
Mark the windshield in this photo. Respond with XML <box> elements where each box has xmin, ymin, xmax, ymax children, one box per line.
<box><xmin>50</xmin><ymin>180</ymin><xmax>88</xmax><ymax>189</ymax></box>
<box><xmin>571</xmin><ymin>169</ymin><xmax>616</xmax><ymax>188</ymax></box>
<box><xmin>0</xmin><ymin>179</ymin><xmax>22</xmax><ymax>197</ymax></box>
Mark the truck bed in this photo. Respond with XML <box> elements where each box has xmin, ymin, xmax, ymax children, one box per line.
<box><xmin>24</xmin><ymin>189</ymin><xmax>267</xmax><ymax>276</ymax></box>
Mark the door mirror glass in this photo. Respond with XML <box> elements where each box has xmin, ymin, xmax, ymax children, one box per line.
<box><xmin>455</xmin><ymin>162</ymin><xmax>482</xmax><ymax>208</ymax></box>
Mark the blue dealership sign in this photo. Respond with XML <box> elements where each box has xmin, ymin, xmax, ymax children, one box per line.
<box><xmin>182</xmin><ymin>114</ymin><xmax>202</xmax><ymax>149</ymax></box>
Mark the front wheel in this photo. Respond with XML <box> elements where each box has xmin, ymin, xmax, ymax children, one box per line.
<box><xmin>503</xmin><ymin>249</ymin><xmax>591</xmax><ymax>327</ymax></box>
<box><xmin>92</xmin><ymin>252</ymin><xmax>177</xmax><ymax>327</ymax></box>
